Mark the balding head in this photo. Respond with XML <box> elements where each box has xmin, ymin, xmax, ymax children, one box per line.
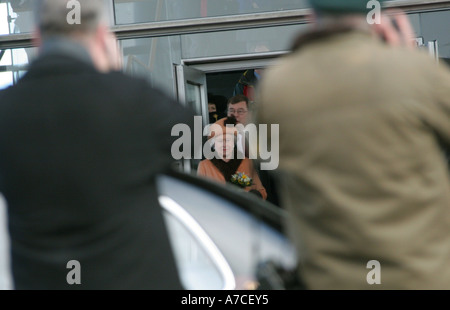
<box><xmin>33</xmin><ymin>0</ymin><xmax>121</xmax><ymax>73</ymax></box>
<box><xmin>34</xmin><ymin>0</ymin><xmax>110</xmax><ymax>40</ymax></box>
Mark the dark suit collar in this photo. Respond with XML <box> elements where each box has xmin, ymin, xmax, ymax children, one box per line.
<box><xmin>39</xmin><ymin>37</ymin><xmax>94</xmax><ymax>67</ymax></box>
<box><xmin>21</xmin><ymin>39</ymin><xmax>98</xmax><ymax>82</ymax></box>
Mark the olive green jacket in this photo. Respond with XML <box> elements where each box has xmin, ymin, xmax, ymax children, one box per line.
<box><xmin>258</xmin><ymin>30</ymin><xmax>450</xmax><ymax>289</ymax></box>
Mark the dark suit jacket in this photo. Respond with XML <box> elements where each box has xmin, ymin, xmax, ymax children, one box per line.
<box><xmin>0</xmin><ymin>53</ymin><xmax>193</xmax><ymax>289</ymax></box>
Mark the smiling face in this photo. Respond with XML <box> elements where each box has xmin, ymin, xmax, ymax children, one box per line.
<box><xmin>214</xmin><ymin>134</ymin><xmax>235</xmax><ymax>161</ymax></box>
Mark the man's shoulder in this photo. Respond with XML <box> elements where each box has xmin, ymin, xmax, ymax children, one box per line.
<box><xmin>103</xmin><ymin>70</ymin><xmax>148</xmax><ymax>88</ymax></box>
<box><xmin>25</xmin><ymin>54</ymin><xmax>150</xmax><ymax>87</ymax></box>
<box><xmin>374</xmin><ymin>43</ymin><xmax>450</xmax><ymax>80</ymax></box>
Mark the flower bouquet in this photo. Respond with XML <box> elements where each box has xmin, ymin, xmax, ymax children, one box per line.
<box><xmin>230</xmin><ymin>172</ymin><xmax>253</xmax><ymax>188</ymax></box>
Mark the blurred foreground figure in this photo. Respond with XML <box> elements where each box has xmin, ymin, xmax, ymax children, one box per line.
<box><xmin>0</xmin><ymin>0</ymin><xmax>193</xmax><ymax>289</ymax></box>
<box><xmin>257</xmin><ymin>0</ymin><xmax>450</xmax><ymax>289</ymax></box>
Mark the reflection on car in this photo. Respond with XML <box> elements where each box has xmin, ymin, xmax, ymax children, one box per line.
<box><xmin>0</xmin><ymin>170</ymin><xmax>298</xmax><ymax>290</ymax></box>
<box><xmin>156</xmin><ymin>170</ymin><xmax>298</xmax><ymax>290</ymax></box>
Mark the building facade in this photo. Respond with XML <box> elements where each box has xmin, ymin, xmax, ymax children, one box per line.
<box><xmin>0</xmin><ymin>1</ymin><xmax>449</xmax><ymax>112</ymax></box>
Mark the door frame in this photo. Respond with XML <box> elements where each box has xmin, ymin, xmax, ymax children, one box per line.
<box><xmin>181</xmin><ymin>51</ymin><xmax>286</xmax><ymax>73</ymax></box>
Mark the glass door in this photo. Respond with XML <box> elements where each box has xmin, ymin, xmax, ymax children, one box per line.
<box><xmin>175</xmin><ymin>65</ymin><xmax>209</xmax><ymax>173</ymax></box>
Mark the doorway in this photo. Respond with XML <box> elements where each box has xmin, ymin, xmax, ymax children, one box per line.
<box><xmin>175</xmin><ymin>58</ymin><xmax>282</xmax><ymax>207</ymax></box>
<box><xmin>207</xmin><ymin>70</ymin><xmax>244</xmax><ymax>100</ymax></box>
<box><xmin>206</xmin><ymin>70</ymin><xmax>245</xmax><ymax>124</ymax></box>
<box><xmin>175</xmin><ymin>56</ymin><xmax>280</xmax><ymax>167</ymax></box>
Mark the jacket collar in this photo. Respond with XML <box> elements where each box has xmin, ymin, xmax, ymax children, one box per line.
<box><xmin>39</xmin><ymin>37</ymin><xmax>94</xmax><ymax>67</ymax></box>
<box><xmin>20</xmin><ymin>38</ymin><xmax>98</xmax><ymax>82</ymax></box>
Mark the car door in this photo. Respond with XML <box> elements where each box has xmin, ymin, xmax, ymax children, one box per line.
<box><xmin>156</xmin><ymin>170</ymin><xmax>299</xmax><ymax>290</ymax></box>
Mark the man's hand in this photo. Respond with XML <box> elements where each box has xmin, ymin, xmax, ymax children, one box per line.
<box><xmin>374</xmin><ymin>10</ymin><xmax>417</xmax><ymax>49</ymax></box>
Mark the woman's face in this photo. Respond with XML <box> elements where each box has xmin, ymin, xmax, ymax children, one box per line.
<box><xmin>215</xmin><ymin>134</ymin><xmax>235</xmax><ymax>160</ymax></box>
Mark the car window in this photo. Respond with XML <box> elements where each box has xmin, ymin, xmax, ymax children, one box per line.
<box><xmin>161</xmin><ymin>196</ymin><xmax>235</xmax><ymax>290</ymax></box>
<box><xmin>157</xmin><ymin>171</ymin><xmax>297</xmax><ymax>290</ymax></box>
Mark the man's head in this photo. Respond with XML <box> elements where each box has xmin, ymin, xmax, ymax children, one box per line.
<box><xmin>34</xmin><ymin>0</ymin><xmax>108</xmax><ymax>39</ymax></box>
<box><xmin>34</xmin><ymin>0</ymin><xmax>121</xmax><ymax>72</ymax></box>
<box><xmin>310</xmin><ymin>0</ymin><xmax>385</xmax><ymax>15</ymax></box>
<box><xmin>227</xmin><ymin>94</ymin><xmax>250</xmax><ymax>125</ymax></box>
<box><xmin>309</xmin><ymin>0</ymin><xmax>385</xmax><ymax>28</ymax></box>
<box><xmin>308</xmin><ymin>0</ymin><xmax>415</xmax><ymax>48</ymax></box>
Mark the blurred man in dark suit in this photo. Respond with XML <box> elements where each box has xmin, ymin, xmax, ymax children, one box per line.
<box><xmin>0</xmin><ymin>0</ymin><xmax>193</xmax><ymax>289</ymax></box>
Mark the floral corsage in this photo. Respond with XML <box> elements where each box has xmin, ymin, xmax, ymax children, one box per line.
<box><xmin>231</xmin><ymin>172</ymin><xmax>253</xmax><ymax>188</ymax></box>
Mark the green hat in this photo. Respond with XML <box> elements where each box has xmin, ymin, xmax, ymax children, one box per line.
<box><xmin>309</xmin><ymin>0</ymin><xmax>385</xmax><ymax>14</ymax></box>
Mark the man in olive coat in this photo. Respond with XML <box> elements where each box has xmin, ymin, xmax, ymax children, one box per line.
<box><xmin>257</xmin><ymin>0</ymin><xmax>450</xmax><ymax>289</ymax></box>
